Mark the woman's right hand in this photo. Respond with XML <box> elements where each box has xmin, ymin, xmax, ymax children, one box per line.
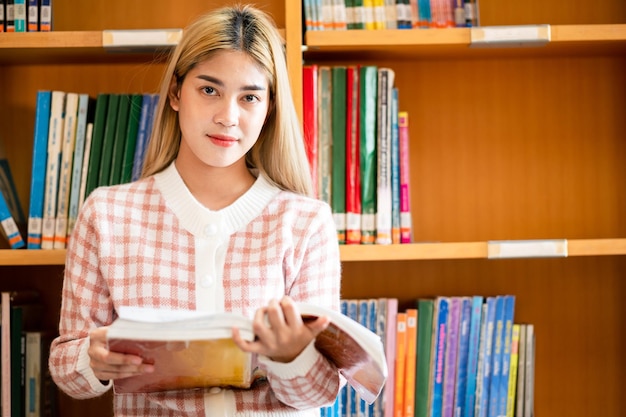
<box><xmin>88</xmin><ymin>327</ymin><xmax>155</xmax><ymax>381</ymax></box>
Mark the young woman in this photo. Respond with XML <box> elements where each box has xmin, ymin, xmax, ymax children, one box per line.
<box><xmin>49</xmin><ymin>5</ymin><xmax>342</xmax><ymax>416</ymax></box>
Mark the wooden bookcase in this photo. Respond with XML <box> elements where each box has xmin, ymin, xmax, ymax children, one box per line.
<box><xmin>0</xmin><ymin>0</ymin><xmax>625</xmax><ymax>416</ymax></box>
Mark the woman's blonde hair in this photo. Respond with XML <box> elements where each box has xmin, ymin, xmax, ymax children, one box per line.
<box><xmin>141</xmin><ymin>5</ymin><xmax>312</xmax><ymax>196</ymax></box>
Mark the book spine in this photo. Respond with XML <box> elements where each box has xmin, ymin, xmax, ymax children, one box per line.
<box><xmin>375</xmin><ymin>68</ymin><xmax>395</xmax><ymax>244</ymax></box>
<box><xmin>5</xmin><ymin>0</ymin><xmax>15</xmax><ymax>32</ymax></box>
<box><xmin>497</xmin><ymin>296</ymin><xmax>516</xmax><ymax>417</ymax></box>
<box><xmin>120</xmin><ymin>94</ymin><xmax>143</xmax><ymax>184</ymax></box>
<box><xmin>505</xmin><ymin>324</ymin><xmax>520</xmax><ymax>417</ymax></box>
<box><xmin>338</xmin><ymin>300</ymin><xmax>350</xmax><ymax>417</ymax></box>
<box><xmin>523</xmin><ymin>324</ymin><xmax>535</xmax><ymax>417</ymax></box>
<box><xmin>463</xmin><ymin>295</ymin><xmax>484</xmax><ymax>417</ymax></box>
<box><xmin>418</xmin><ymin>0</ymin><xmax>431</xmax><ymax>27</ymax></box>
<box><xmin>442</xmin><ymin>297</ymin><xmax>461</xmax><ymax>417</ymax></box>
<box><xmin>27</xmin><ymin>90</ymin><xmax>51</xmax><ymax>249</ymax></box>
<box><xmin>414</xmin><ymin>298</ymin><xmax>434</xmax><ymax>417</ymax></box>
<box><xmin>131</xmin><ymin>93</ymin><xmax>153</xmax><ymax>182</ymax></box>
<box><xmin>39</xmin><ymin>0</ymin><xmax>50</xmax><ymax>31</ymax></box>
<box><xmin>27</xmin><ymin>0</ymin><xmax>37</xmax><ymax>31</ymax></box>
<box><xmin>302</xmin><ymin>65</ymin><xmax>319</xmax><ymax>198</ymax></box>
<box><xmin>14</xmin><ymin>0</ymin><xmax>26</xmax><ymax>31</ymax></box>
<box><xmin>317</xmin><ymin>67</ymin><xmax>333</xmax><ymax>207</ymax></box>
<box><xmin>41</xmin><ymin>91</ymin><xmax>66</xmax><ymax>249</ymax></box>
<box><xmin>97</xmin><ymin>93</ymin><xmax>121</xmax><ymax>187</ymax></box>
<box><xmin>476</xmin><ymin>297</ymin><xmax>497</xmax><ymax>417</ymax></box>
<box><xmin>404</xmin><ymin>308</ymin><xmax>418</xmax><ymax>417</ymax></box>
<box><xmin>390</xmin><ymin>87</ymin><xmax>401</xmax><ymax>244</ymax></box>
<box><xmin>331</xmin><ymin>0</ymin><xmax>347</xmax><ymax>30</ymax></box>
<box><xmin>487</xmin><ymin>296</ymin><xmax>505</xmax><ymax>417</ymax></box>
<box><xmin>453</xmin><ymin>297</ymin><xmax>472</xmax><ymax>417</ymax></box>
<box><xmin>53</xmin><ymin>92</ymin><xmax>79</xmax><ymax>249</ymax></box>
<box><xmin>359</xmin><ymin>65</ymin><xmax>377</xmax><ymax>244</ymax></box>
<box><xmin>346</xmin><ymin>299</ymin><xmax>359</xmax><ymax>417</ymax></box>
<box><xmin>0</xmin><ymin>2</ymin><xmax>5</xmax><ymax>33</ymax></box>
<box><xmin>84</xmin><ymin>93</ymin><xmax>110</xmax><ymax>199</ymax></box>
<box><xmin>77</xmin><ymin>123</ymin><xmax>94</xmax><ymax>210</ymax></box>
<box><xmin>366</xmin><ymin>299</ymin><xmax>378</xmax><ymax>417</ymax></box>
<box><xmin>394</xmin><ymin>311</ymin><xmax>407</xmax><ymax>417</ymax></box>
<box><xmin>345</xmin><ymin>66</ymin><xmax>361</xmax><ymax>245</ymax></box>
<box><xmin>384</xmin><ymin>0</ymin><xmax>397</xmax><ymax>29</ymax></box>
<box><xmin>398</xmin><ymin>111</ymin><xmax>412</xmax><ymax>243</ymax></box>
<box><xmin>383</xmin><ymin>298</ymin><xmax>399</xmax><ymax>417</ymax></box>
<box><xmin>514</xmin><ymin>325</ymin><xmax>526</xmax><ymax>417</ymax></box>
<box><xmin>357</xmin><ymin>299</ymin><xmax>370</xmax><ymax>416</ymax></box>
<box><xmin>0</xmin><ymin>195</ymin><xmax>25</xmax><ymax>248</ymax></box>
<box><xmin>352</xmin><ymin>0</ymin><xmax>366</xmax><ymax>29</ymax></box>
<box><xmin>109</xmin><ymin>94</ymin><xmax>131</xmax><ymax>186</ymax></box>
<box><xmin>331</xmin><ymin>66</ymin><xmax>347</xmax><ymax>244</ymax></box>
<box><xmin>430</xmin><ymin>297</ymin><xmax>450</xmax><ymax>417</ymax></box>
<box><xmin>66</xmin><ymin>93</ymin><xmax>91</xmax><ymax>241</ymax></box>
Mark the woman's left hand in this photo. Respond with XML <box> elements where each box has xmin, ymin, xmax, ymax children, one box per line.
<box><xmin>232</xmin><ymin>296</ymin><xmax>330</xmax><ymax>363</ymax></box>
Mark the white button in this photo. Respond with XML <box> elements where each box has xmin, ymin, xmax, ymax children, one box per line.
<box><xmin>204</xmin><ymin>223</ymin><xmax>218</xmax><ymax>237</ymax></box>
<box><xmin>209</xmin><ymin>387</ymin><xmax>221</xmax><ymax>394</ymax></box>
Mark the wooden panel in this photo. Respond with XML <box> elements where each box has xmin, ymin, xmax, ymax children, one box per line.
<box><xmin>51</xmin><ymin>0</ymin><xmax>285</xmax><ymax>30</ymax></box>
<box><xmin>389</xmin><ymin>55</ymin><xmax>626</xmax><ymax>242</ymax></box>
<box><xmin>341</xmin><ymin>256</ymin><xmax>626</xmax><ymax>417</ymax></box>
<box><xmin>478</xmin><ymin>0</ymin><xmax>626</xmax><ymax>25</ymax></box>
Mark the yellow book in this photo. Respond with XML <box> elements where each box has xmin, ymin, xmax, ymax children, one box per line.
<box><xmin>107</xmin><ymin>303</ymin><xmax>387</xmax><ymax>403</ymax></box>
<box><xmin>506</xmin><ymin>324</ymin><xmax>521</xmax><ymax>417</ymax></box>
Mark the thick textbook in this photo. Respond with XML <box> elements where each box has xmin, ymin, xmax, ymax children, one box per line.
<box><xmin>107</xmin><ymin>303</ymin><xmax>387</xmax><ymax>403</ymax></box>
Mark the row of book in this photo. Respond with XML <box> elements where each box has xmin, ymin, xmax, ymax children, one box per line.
<box><xmin>321</xmin><ymin>295</ymin><xmax>535</xmax><ymax>417</ymax></box>
<box><xmin>303</xmin><ymin>64</ymin><xmax>412</xmax><ymax>245</ymax></box>
<box><xmin>1</xmin><ymin>91</ymin><xmax>160</xmax><ymax>250</ymax></box>
<box><xmin>0</xmin><ymin>0</ymin><xmax>52</xmax><ymax>32</ymax></box>
<box><xmin>1</xmin><ymin>290</ymin><xmax>58</xmax><ymax>417</ymax></box>
<box><xmin>303</xmin><ymin>0</ymin><xmax>480</xmax><ymax>32</ymax></box>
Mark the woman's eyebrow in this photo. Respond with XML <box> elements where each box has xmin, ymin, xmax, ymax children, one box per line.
<box><xmin>196</xmin><ymin>74</ymin><xmax>266</xmax><ymax>91</ymax></box>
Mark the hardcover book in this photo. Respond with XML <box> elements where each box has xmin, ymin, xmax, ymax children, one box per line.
<box><xmin>107</xmin><ymin>303</ymin><xmax>387</xmax><ymax>404</ymax></box>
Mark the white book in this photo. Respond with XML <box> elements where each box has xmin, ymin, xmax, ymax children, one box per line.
<box><xmin>53</xmin><ymin>92</ymin><xmax>79</xmax><ymax>249</ymax></box>
<box><xmin>41</xmin><ymin>91</ymin><xmax>66</xmax><ymax>249</ymax></box>
<box><xmin>67</xmin><ymin>94</ymin><xmax>91</xmax><ymax>241</ymax></box>
<box><xmin>375</xmin><ymin>68</ymin><xmax>395</xmax><ymax>244</ymax></box>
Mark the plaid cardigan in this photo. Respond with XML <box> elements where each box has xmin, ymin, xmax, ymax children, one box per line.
<box><xmin>49</xmin><ymin>163</ymin><xmax>342</xmax><ymax>417</ymax></box>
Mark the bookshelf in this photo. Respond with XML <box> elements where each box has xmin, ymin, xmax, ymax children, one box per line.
<box><xmin>0</xmin><ymin>1</ymin><xmax>625</xmax><ymax>417</ymax></box>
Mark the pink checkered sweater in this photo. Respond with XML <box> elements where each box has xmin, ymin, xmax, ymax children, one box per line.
<box><xmin>49</xmin><ymin>163</ymin><xmax>342</xmax><ymax>417</ymax></box>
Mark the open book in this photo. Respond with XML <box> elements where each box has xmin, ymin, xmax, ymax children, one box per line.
<box><xmin>106</xmin><ymin>302</ymin><xmax>387</xmax><ymax>404</ymax></box>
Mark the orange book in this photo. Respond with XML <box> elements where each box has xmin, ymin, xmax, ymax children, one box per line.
<box><xmin>394</xmin><ymin>312</ymin><xmax>408</xmax><ymax>417</ymax></box>
<box><xmin>404</xmin><ymin>308</ymin><xmax>418</xmax><ymax>417</ymax></box>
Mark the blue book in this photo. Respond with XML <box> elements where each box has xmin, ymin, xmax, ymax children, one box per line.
<box><xmin>131</xmin><ymin>93</ymin><xmax>158</xmax><ymax>181</ymax></box>
<box><xmin>476</xmin><ymin>297</ymin><xmax>497</xmax><ymax>417</ymax></box>
<box><xmin>497</xmin><ymin>295</ymin><xmax>516</xmax><ymax>417</ymax></box>
<box><xmin>27</xmin><ymin>91</ymin><xmax>51</xmax><ymax>249</ymax></box>
<box><xmin>366</xmin><ymin>299</ymin><xmax>378</xmax><ymax>417</ymax></box>
<box><xmin>390</xmin><ymin>87</ymin><xmax>401</xmax><ymax>243</ymax></box>
<box><xmin>463</xmin><ymin>296</ymin><xmax>484</xmax><ymax>417</ymax></box>
<box><xmin>430</xmin><ymin>297</ymin><xmax>450</xmax><ymax>417</ymax></box>
<box><xmin>488</xmin><ymin>296</ymin><xmax>506</xmax><ymax>417</ymax></box>
<box><xmin>418</xmin><ymin>0</ymin><xmax>432</xmax><ymax>27</ymax></box>
<box><xmin>39</xmin><ymin>0</ymin><xmax>51</xmax><ymax>31</ymax></box>
<box><xmin>0</xmin><ymin>193</ymin><xmax>25</xmax><ymax>248</ymax></box>
<box><xmin>453</xmin><ymin>297</ymin><xmax>473</xmax><ymax>417</ymax></box>
<box><xmin>357</xmin><ymin>299</ymin><xmax>371</xmax><ymax>417</ymax></box>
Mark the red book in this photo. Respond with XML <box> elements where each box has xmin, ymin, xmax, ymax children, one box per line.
<box><xmin>345</xmin><ymin>65</ymin><xmax>361</xmax><ymax>244</ymax></box>
<box><xmin>302</xmin><ymin>65</ymin><xmax>319</xmax><ymax>198</ymax></box>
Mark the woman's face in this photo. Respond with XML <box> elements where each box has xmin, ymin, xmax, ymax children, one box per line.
<box><xmin>170</xmin><ymin>50</ymin><xmax>270</xmax><ymax>172</ymax></box>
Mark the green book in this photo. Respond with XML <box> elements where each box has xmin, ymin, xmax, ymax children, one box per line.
<box><xmin>359</xmin><ymin>65</ymin><xmax>378</xmax><ymax>244</ymax></box>
<box><xmin>97</xmin><ymin>93</ymin><xmax>120</xmax><ymax>187</ymax></box>
<box><xmin>415</xmin><ymin>298</ymin><xmax>435</xmax><ymax>417</ymax></box>
<box><xmin>120</xmin><ymin>94</ymin><xmax>144</xmax><ymax>184</ymax></box>
<box><xmin>331</xmin><ymin>66</ymin><xmax>347</xmax><ymax>244</ymax></box>
<box><xmin>108</xmin><ymin>94</ymin><xmax>131</xmax><ymax>186</ymax></box>
<box><xmin>83</xmin><ymin>93</ymin><xmax>110</xmax><ymax>199</ymax></box>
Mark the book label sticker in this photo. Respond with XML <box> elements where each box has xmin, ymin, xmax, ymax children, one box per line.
<box><xmin>487</xmin><ymin>239</ymin><xmax>568</xmax><ymax>259</ymax></box>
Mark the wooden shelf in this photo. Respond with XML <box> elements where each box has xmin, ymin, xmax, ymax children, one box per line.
<box><xmin>0</xmin><ymin>29</ymin><xmax>287</xmax><ymax>65</ymax></box>
<box><xmin>303</xmin><ymin>24</ymin><xmax>626</xmax><ymax>61</ymax></box>
<box><xmin>1</xmin><ymin>239</ymin><xmax>624</xmax><ymax>266</ymax></box>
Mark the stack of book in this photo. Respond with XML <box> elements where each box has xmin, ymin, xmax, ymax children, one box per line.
<box><xmin>303</xmin><ymin>0</ymin><xmax>480</xmax><ymax>32</ymax></box>
<box><xmin>303</xmin><ymin>64</ymin><xmax>413</xmax><ymax>245</ymax></box>
<box><xmin>25</xmin><ymin>91</ymin><xmax>159</xmax><ymax>250</ymax></box>
<box><xmin>0</xmin><ymin>0</ymin><xmax>52</xmax><ymax>32</ymax></box>
<box><xmin>321</xmin><ymin>295</ymin><xmax>535</xmax><ymax>417</ymax></box>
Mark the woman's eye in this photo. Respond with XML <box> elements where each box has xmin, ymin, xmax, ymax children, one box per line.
<box><xmin>243</xmin><ymin>94</ymin><xmax>259</xmax><ymax>103</ymax></box>
<box><xmin>202</xmin><ymin>86</ymin><xmax>216</xmax><ymax>95</ymax></box>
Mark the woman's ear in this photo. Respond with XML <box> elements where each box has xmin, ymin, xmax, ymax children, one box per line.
<box><xmin>168</xmin><ymin>75</ymin><xmax>180</xmax><ymax>111</ymax></box>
